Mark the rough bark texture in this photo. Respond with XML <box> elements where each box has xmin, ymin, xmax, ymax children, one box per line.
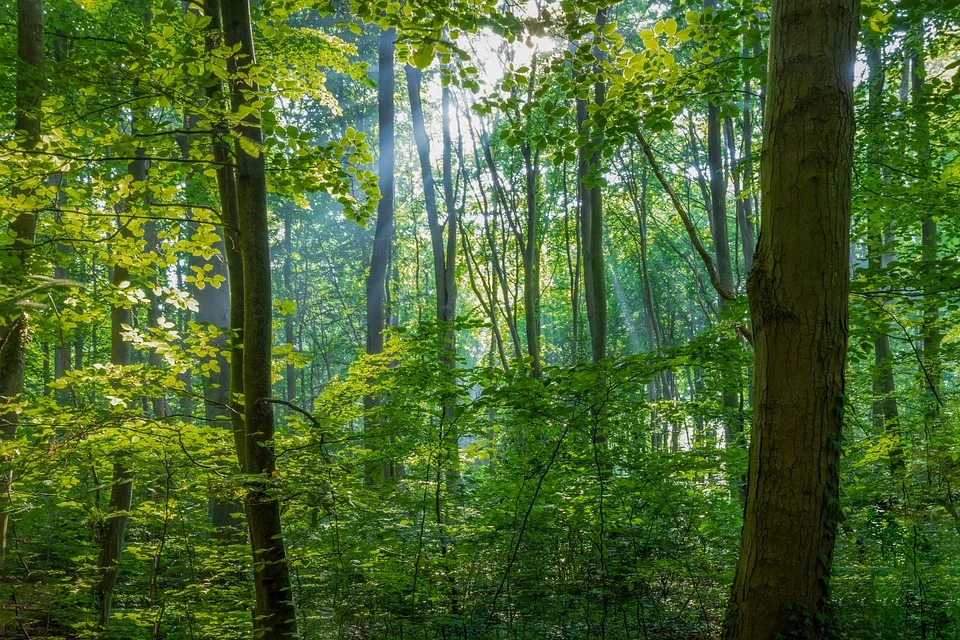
<box><xmin>723</xmin><ymin>0</ymin><xmax>858</xmax><ymax>637</ymax></box>
<box><xmin>221</xmin><ymin>0</ymin><xmax>298</xmax><ymax>636</ymax></box>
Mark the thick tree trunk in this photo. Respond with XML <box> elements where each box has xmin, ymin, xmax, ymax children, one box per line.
<box><xmin>221</xmin><ymin>1</ymin><xmax>298</xmax><ymax>636</ymax></box>
<box><xmin>723</xmin><ymin>0</ymin><xmax>858</xmax><ymax>637</ymax></box>
<box><xmin>0</xmin><ymin>0</ymin><xmax>44</xmax><ymax>566</ymax></box>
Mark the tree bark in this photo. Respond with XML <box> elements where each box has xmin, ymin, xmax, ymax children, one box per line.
<box><xmin>364</xmin><ymin>26</ymin><xmax>398</xmax><ymax>484</ymax></box>
<box><xmin>96</xmin><ymin>139</ymin><xmax>146</xmax><ymax>632</ymax></box>
<box><xmin>520</xmin><ymin>141</ymin><xmax>541</xmax><ymax>377</ymax></box>
<box><xmin>0</xmin><ymin>0</ymin><xmax>44</xmax><ymax>566</ymax></box>
<box><xmin>203</xmin><ymin>0</ymin><xmax>245</xmax><ymax>532</ymax></box>
<box><xmin>911</xmin><ymin>29</ymin><xmax>940</xmax><ymax>436</ymax></box>
<box><xmin>578</xmin><ymin>8</ymin><xmax>608</xmax><ymax>363</ymax></box>
<box><xmin>221</xmin><ymin>0</ymin><xmax>298</xmax><ymax>636</ymax></box>
<box><xmin>203</xmin><ymin>0</ymin><xmax>246</xmax><ymax>472</ymax></box>
<box><xmin>864</xmin><ymin>43</ymin><xmax>903</xmax><ymax>477</ymax></box>
<box><xmin>405</xmin><ymin>64</ymin><xmax>460</xmax><ymax>490</ymax></box>
<box><xmin>703</xmin><ymin>0</ymin><xmax>740</xmax><ymax>449</ymax></box>
<box><xmin>723</xmin><ymin>0</ymin><xmax>858</xmax><ymax>637</ymax></box>
<box><xmin>283</xmin><ymin>203</ymin><xmax>296</xmax><ymax>406</ymax></box>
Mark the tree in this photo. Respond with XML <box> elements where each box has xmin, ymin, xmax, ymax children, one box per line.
<box><xmin>0</xmin><ymin>0</ymin><xmax>44</xmax><ymax>566</ymax></box>
<box><xmin>406</xmin><ymin>63</ymin><xmax>460</xmax><ymax>487</ymax></box>
<box><xmin>365</xmin><ymin>25</ymin><xmax>398</xmax><ymax>483</ymax></box>
<box><xmin>221</xmin><ymin>0</ymin><xmax>298</xmax><ymax>635</ymax></box>
<box><xmin>723</xmin><ymin>0</ymin><xmax>858</xmax><ymax>637</ymax></box>
<box><xmin>578</xmin><ymin>7</ymin><xmax>609</xmax><ymax>364</ymax></box>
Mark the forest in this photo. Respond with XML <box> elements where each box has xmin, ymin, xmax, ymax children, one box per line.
<box><xmin>0</xmin><ymin>0</ymin><xmax>958</xmax><ymax>638</ymax></box>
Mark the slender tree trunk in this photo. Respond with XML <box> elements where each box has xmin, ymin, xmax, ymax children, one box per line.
<box><xmin>864</xmin><ymin>43</ymin><xmax>903</xmax><ymax>477</ymax></box>
<box><xmin>562</xmin><ymin>162</ymin><xmax>581</xmax><ymax>365</ymax></box>
<box><xmin>738</xmin><ymin>40</ymin><xmax>758</xmax><ymax>272</ymax></box>
<box><xmin>283</xmin><ymin>204</ymin><xmax>296</xmax><ymax>406</ymax></box>
<box><xmin>96</xmin><ymin>141</ymin><xmax>146</xmax><ymax>632</ymax></box>
<box><xmin>0</xmin><ymin>0</ymin><xmax>44</xmax><ymax>566</ymax></box>
<box><xmin>365</xmin><ymin>26</ymin><xmax>397</xmax><ymax>484</ymax></box>
<box><xmin>702</xmin><ymin>2</ymin><xmax>740</xmax><ymax>449</ymax></box>
<box><xmin>439</xmin><ymin>79</ymin><xmax>460</xmax><ymax>490</ymax></box>
<box><xmin>578</xmin><ymin>8</ymin><xmax>608</xmax><ymax>363</ymax></box>
<box><xmin>637</xmin><ymin>168</ymin><xmax>661</xmax><ymax>355</ymax></box>
<box><xmin>911</xmin><ymin>29</ymin><xmax>940</xmax><ymax>437</ymax></box>
<box><xmin>221</xmin><ymin>1</ymin><xmax>298</xmax><ymax>636</ymax></box>
<box><xmin>204</xmin><ymin>0</ymin><xmax>246</xmax><ymax>479</ymax></box>
<box><xmin>147</xmin><ymin>218</ymin><xmax>172</xmax><ymax>419</ymax></box>
<box><xmin>723</xmin><ymin>0</ymin><xmax>858</xmax><ymax>637</ymax></box>
<box><xmin>406</xmin><ymin>64</ymin><xmax>459</xmax><ymax>491</ymax></box>
<box><xmin>521</xmin><ymin>143</ymin><xmax>541</xmax><ymax>377</ymax></box>
<box><xmin>723</xmin><ymin>116</ymin><xmax>755</xmax><ymax>275</ymax></box>
<box><xmin>474</xmin><ymin>123</ymin><xmax>523</xmax><ymax>360</ymax></box>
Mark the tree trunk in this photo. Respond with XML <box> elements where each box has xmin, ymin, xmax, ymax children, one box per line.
<box><xmin>203</xmin><ymin>0</ymin><xmax>246</xmax><ymax>472</ymax></box>
<box><xmin>406</xmin><ymin>64</ymin><xmax>459</xmax><ymax>490</ymax></box>
<box><xmin>562</xmin><ymin>162</ymin><xmax>581</xmax><ymax>365</ymax></box>
<box><xmin>365</xmin><ymin>26</ymin><xmax>397</xmax><ymax>484</ymax></box>
<box><xmin>474</xmin><ymin>120</ymin><xmax>523</xmax><ymax>361</ymax></box>
<box><xmin>864</xmin><ymin>43</ymin><xmax>904</xmax><ymax>477</ymax></box>
<box><xmin>439</xmin><ymin>77</ymin><xmax>460</xmax><ymax>489</ymax></box>
<box><xmin>702</xmin><ymin>1</ymin><xmax>740</xmax><ymax>448</ymax></box>
<box><xmin>283</xmin><ymin>204</ymin><xmax>296</xmax><ymax>406</ymax></box>
<box><xmin>97</xmin><ymin>140</ymin><xmax>146</xmax><ymax>632</ymax></box>
<box><xmin>723</xmin><ymin>0</ymin><xmax>857</xmax><ymax>637</ymax></box>
<box><xmin>911</xmin><ymin>30</ymin><xmax>939</xmax><ymax>436</ymax></box>
<box><xmin>221</xmin><ymin>1</ymin><xmax>298</xmax><ymax>636</ymax></box>
<box><xmin>578</xmin><ymin>8</ymin><xmax>608</xmax><ymax>363</ymax></box>
<box><xmin>202</xmin><ymin>0</ymin><xmax>245</xmax><ymax>532</ymax></box>
<box><xmin>637</xmin><ymin>168</ymin><xmax>661</xmax><ymax>355</ymax></box>
<box><xmin>521</xmin><ymin>143</ymin><xmax>541</xmax><ymax>377</ymax></box>
<box><xmin>737</xmin><ymin>39</ymin><xmax>758</xmax><ymax>272</ymax></box>
<box><xmin>723</xmin><ymin>116</ymin><xmax>755</xmax><ymax>275</ymax></box>
<box><xmin>0</xmin><ymin>0</ymin><xmax>44</xmax><ymax>566</ymax></box>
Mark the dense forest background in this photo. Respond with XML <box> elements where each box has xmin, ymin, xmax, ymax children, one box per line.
<box><xmin>0</xmin><ymin>0</ymin><xmax>959</xmax><ymax>638</ymax></box>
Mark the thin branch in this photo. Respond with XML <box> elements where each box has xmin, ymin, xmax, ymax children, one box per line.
<box><xmin>636</xmin><ymin>131</ymin><xmax>736</xmax><ymax>302</ymax></box>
